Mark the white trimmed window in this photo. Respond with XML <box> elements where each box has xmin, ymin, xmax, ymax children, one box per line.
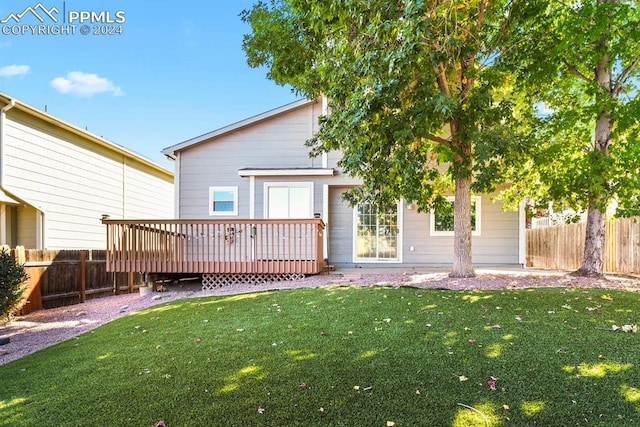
<box><xmin>209</xmin><ymin>187</ymin><xmax>238</xmax><ymax>216</ymax></box>
<box><xmin>430</xmin><ymin>196</ymin><xmax>481</xmax><ymax>236</ymax></box>
<box><xmin>353</xmin><ymin>202</ymin><xmax>402</xmax><ymax>263</ymax></box>
<box><xmin>264</xmin><ymin>182</ymin><xmax>313</xmax><ymax>218</ymax></box>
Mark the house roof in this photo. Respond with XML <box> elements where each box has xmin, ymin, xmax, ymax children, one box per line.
<box><xmin>0</xmin><ymin>92</ymin><xmax>173</xmax><ymax>179</ymax></box>
<box><xmin>162</xmin><ymin>98</ymin><xmax>317</xmax><ymax>159</ymax></box>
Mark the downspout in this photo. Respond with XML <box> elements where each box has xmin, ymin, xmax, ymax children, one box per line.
<box><xmin>0</xmin><ymin>100</ymin><xmax>13</xmax><ymax>247</ymax></box>
<box><xmin>173</xmin><ymin>153</ymin><xmax>180</xmax><ymax>218</ymax></box>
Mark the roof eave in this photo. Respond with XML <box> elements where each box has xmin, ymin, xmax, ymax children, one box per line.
<box><xmin>0</xmin><ymin>92</ymin><xmax>173</xmax><ymax>179</ymax></box>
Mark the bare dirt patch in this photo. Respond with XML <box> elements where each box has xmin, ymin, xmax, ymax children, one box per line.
<box><xmin>1</xmin><ymin>270</ymin><xmax>637</xmax><ymax>365</ymax></box>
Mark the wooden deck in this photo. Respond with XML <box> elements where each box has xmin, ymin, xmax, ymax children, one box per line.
<box><xmin>102</xmin><ymin>218</ymin><xmax>325</xmax><ymax>275</ymax></box>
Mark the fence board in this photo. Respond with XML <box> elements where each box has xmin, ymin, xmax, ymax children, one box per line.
<box><xmin>9</xmin><ymin>248</ymin><xmax>144</xmax><ymax>314</ymax></box>
<box><xmin>526</xmin><ymin>217</ymin><xmax>640</xmax><ymax>274</ymax></box>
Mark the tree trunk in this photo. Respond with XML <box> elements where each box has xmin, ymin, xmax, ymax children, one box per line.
<box><xmin>575</xmin><ymin>110</ymin><xmax>611</xmax><ymax>277</ymax></box>
<box><xmin>447</xmin><ymin>48</ymin><xmax>477</xmax><ymax>278</ymax></box>
<box><xmin>575</xmin><ymin>202</ymin><xmax>606</xmax><ymax>276</ymax></box>
<box><xmin>575</xmin><ymin>110</ymin><xmax>612</xmax><ymax>277</ymax></box>
<box><xmin>450</xmin><ymin>176</ymin><xmax>476</xmax><ymax>278</ymax></box>
<box><xmin>575</xmin><ymin>37</ymin><xmax>613</xmax><ymax>277</ymax></box>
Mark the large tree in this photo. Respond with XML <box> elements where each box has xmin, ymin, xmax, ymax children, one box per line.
<box><xmin>242</xmin><ymin>0</ymin><xmax>528</xmax><ymax>277</ymax></box>
<box><xmin>503</xmin><ymin>0</ymin><xmax>640</xmax><ymax>276</ymax></box>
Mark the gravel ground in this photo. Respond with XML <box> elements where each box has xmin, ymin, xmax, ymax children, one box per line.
<box><xmin>1</xmin><ymin>269</ymin><xmax>638</xmax><ymax>366</ymax></box>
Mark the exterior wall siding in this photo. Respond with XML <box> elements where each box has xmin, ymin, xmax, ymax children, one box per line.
<box><xmin>123</xmin><ymin>159</ymin><xmax>174</xmax><ymax>218</ymax></box>
<box><xmin>418</xmin><ymin>194</ymin><xmax>520</xmax><ymax>265</ymax></box>
<box><xmin>328</xmin><ymin>187</ymin><xmax>354</xmax><ymax>264</ymax></box>
<box><xmin>329</xmin><ymin>188</ymin><xmax>520</xmax><ymax>267</ymax></box>
<box><xmin>172</xmin><ymin>99</ymin><xmax>522</xmax><ymax>267</ymax></box>
<box><xmin>3</xmin><ymin>108</ymin><xmax>173</xmax><ymax>249</ymax></box>
<box><xmin>177</xmin><ymin>102</ymin><xmax>357</xmax><ymax>219</ymax></box>
<box><xmin>16</xmin><ymin>205</ymin><xmax>37</xmax><ymax>249</ymax></box>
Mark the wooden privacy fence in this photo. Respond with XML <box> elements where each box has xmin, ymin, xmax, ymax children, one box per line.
<box><xmin>10</xmin><ymin>247</ymin><xmax>143</xmax><ymax>314</ymax></box>
<box><xmin>526</xmin><ymin>217</ymin><xmax>640</xmax><ymax>273</ymax></box>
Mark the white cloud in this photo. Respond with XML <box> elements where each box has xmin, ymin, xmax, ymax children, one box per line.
<box><xmin>50</xmin><ymin>71</ymin><xmax>124</xmax><ymax>97</ymax></box>
<box><xmin>0</xmin><ymin>64</ymin><xmax>30</xmax><ymax>77</ymax></box>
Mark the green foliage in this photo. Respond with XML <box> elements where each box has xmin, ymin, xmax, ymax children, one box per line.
<box><xmin>242</xmin><ymin>0</ymin><xmax>531</xmax><ymax>212</ymax></box>
<box><xmin>0</xmin><ymin>250</ymin><xmax>28</xmax><ymax>323</ymax></box>
<box><xmin>433</xmin><ymin>199</ymin><xmax>478</xmax><ymax>232</ymax></box>
<box><xmin>242</xmin><ymin>1</ymin><xmax>538</xmax><ymax>276</ymax></box>
<box><xmin>501</xmin><ymin>0</ymin><xmax>640</xmax><ymax>214</ymax></box>
<box><xmin>2</xmin><ymin>286</ymin><xmax>640</xmax><ymax>426</ymax></box>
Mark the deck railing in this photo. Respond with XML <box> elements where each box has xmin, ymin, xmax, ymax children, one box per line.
<box><xmin>102</xmin><ymin>219</ymin><xmax>325</xmax><ymax>275</ymax></box>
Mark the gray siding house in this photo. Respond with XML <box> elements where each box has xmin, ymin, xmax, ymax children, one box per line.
<box><xmin>162</xmin><ymin>98</ymin><xmax>525</xmax><ymax>268</ymax></box>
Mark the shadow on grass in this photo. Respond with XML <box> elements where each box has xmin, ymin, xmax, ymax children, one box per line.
<box><xmin>1</xmin><ymin>286</ymin><xmax>639</xmax><ymax>426</ymax></box>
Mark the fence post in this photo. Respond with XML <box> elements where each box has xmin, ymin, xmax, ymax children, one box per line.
<box><xmin>14</xmin><ymin>245</ymin><xmax>25</xmax><ymax>264</ymax></box>
<box><xmin>12</xmin><ymin>246</ymin><xmax>43</xmax><ymax>314</ymax></box>
<box><xmin>607</xmin><ymin>219</ymin><xmax>616</xmax><ymax>273</ymax></box>
<box><xmin>80</xmin><ymin>250</ymin><xmax>87</xmax><ymax>303</ymax></box>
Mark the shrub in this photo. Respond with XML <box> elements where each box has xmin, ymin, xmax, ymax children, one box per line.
<box><xmin>0</xmin><ymin>248</ymin><xmax>29</xmax><ymax>323</ymax></box>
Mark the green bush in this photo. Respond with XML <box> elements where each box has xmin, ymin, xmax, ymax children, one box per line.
<box><xmin>0</xmin><ymin>249</ymin><xmax>29</xmax><ymax>323</ymax></box>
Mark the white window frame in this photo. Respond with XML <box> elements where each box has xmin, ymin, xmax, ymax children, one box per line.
<box><xmin>352</xmin><ymin>201</ymin><xmax>403</xmax><ymax>263</ymax></box>
<box><xmin>430</xmin><ymin>196</ymin><xmax>482</xmax><ymax>236</ymax></box>
<box><xmin>208</xmin><ymin>186</ymin><xmax>238</xmax><ymax>216</ymax></box>
<box><xmin>263</xmin><ymin>182</ymin><xmax>314</xmax><ymax>219</ymax></box>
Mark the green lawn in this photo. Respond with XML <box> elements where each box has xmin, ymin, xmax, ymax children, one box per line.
<box><xmin>1</xmin><ymin>285</ymin><xmax>639</xmax><ymax>426</ymax></box>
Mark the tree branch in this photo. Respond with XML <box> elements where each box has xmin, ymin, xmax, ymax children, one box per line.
<box><xmin>476</xmin><ymin>0</ymin><xmax>488</xmax><ymax>36</ymax></box>
<box><xmin>613</xmin><ymin>57</ymin><xmax>640</xmax><ymax>97</ymax></box>
<box><xmin>435</xmin><ymin>62</ymin><xmax>451</xmax><ymax>97</ymax></box>
<box><xmin>459</xmin><ymin>54</ymin><xmax>476</xmax><ymax>103</ymax></box>
<box><xmin>459</xmin><ymin>1</ymin><xmax>486</xmax><ymax>103</ymax></box>
<box><xmin>563</xmin><ymin>59</ymin><xmax>592</xmax><ymax>83</ymax></box>
<box><xmin>426</xmin><ymin>134</ymin><xmax>452</xmax><ymax>145</ymax></box>
<box><xmin>493</xmin><ymin>0</ymin><xmax>517</xmax><ymax>52</ymax></box>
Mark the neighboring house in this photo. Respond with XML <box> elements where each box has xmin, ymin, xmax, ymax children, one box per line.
<box><xmin>0</xmin><ymin>92</ymin><xmax>174</xmax><ymax>250</ymax></box>
<box><xmin>162</xmin><ymin>98</ymin><xmax>525</xmax><ymax>268</ymax></box>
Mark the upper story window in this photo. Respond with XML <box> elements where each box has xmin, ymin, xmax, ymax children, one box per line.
<box><xmin>264</xmin><ymin>182</ymin><xmax>313</xmax><ymax>218</ymax></box>
<box><xmin>209</xmin><ymin>187</ymin><xmax>238</xmax><ymax>216</ymax></box>
<box><xmin>430</xmin><ymin>196</ymin><xmax>481</xmax><ymax>236</ymax></box>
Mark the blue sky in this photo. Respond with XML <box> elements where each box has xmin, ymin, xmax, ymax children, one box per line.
<box><xmin>0</xmin><ymin>1</ymin><xmax>300</xmax><ymax>170</ymax></box>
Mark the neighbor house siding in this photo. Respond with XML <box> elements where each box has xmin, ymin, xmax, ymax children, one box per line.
<box><xmin>16</xmin><ymin>205</ymin><xmax>37</xmax><ymax>249</ymax></box>
<box><xmin>2</xmin><ymin>108</ymin><xmax>173</xmax><ymax>249</ymax></box>
<box><xmin>123</xmin><ymin>159</ymin><xmax>174</xmax><ymax>218</ymax></box>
